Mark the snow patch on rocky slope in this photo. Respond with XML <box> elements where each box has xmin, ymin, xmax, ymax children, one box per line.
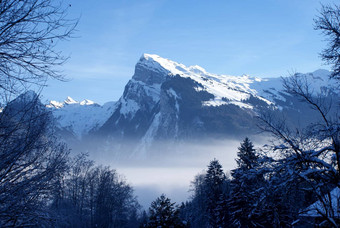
<box><xmin>47</xmin><ymin>97</ymin><xmax>116</xmax><ymax>139</ymax></box>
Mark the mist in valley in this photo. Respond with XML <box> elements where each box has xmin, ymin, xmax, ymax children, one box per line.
<box><xmin>80</xmin><ymin>137</ymin><xmax>268</xmax><ymax>208</ymax></box>
<box><xmin>1</xmin><ymin>0</ymin><xmax>340</xmax><ymax>227</ymax></box>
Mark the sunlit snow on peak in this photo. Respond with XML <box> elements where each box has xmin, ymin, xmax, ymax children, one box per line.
<box><xmin>48</xmin><ymin>100</ymin><xmax>64</xmax><ymax>109</ymax></box>
<box><xmin>139</xmin><ymin>53</ymin><xmax>272</xmax><ymax>108</ymax></box>
<box><xmin>188</xmin><ymin>65</ymin><xmax>207</xmax><ymax>74</ymax></box>
<box><xmin>64</xmin><ymin>96</ymin><xmax>78</xmax><ymax>104</ymax></box>
<box><xmin>80</xmin><ymin>99</ymin><xmax>95</xmax><ymax>106</ymax></box>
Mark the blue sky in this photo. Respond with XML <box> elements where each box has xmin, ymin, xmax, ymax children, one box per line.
<box><xmin>42</xmin><ymin>0</ymin><xmax>335</xmax><ymax>104</ymax></box>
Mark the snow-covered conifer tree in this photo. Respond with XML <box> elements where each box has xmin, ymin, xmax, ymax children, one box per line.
<box><xmin>229</xmin><ymin>137</ymin><xmax>264</xmax><ymax>227</ymax></box>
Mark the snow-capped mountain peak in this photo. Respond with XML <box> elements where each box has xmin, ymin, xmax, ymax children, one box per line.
<box><xmin>188</xmin><ymin>65</ymin><xmax>207</xmax><ymax>74</ymax></box>
<box><xmin>80</xmin><ymin>99</ymin><xmax>95</xmax><ymax>106</ymax></box>
<box><xmin>139</xmin><ymin>53</ymin><xmax>190</xmax><ymax>76</ymax></box>
<box><xmin>48</xmin><ymin>100</ymin><xmax>64</xmax><ymax>109</ymax></box>
<box><xmin>47</xmin><ymin>97</ymin><xmax>97</xmax><ymax>109</ymax></box>
<box><xmin>46</xmin><ymin>97</ymin><xmax>116</xmax><ymax>139</ymax></box>
<box><xmin>137</xmin><ymin>53</ymin><xmax>271</xmax><ymax>108</ymax></box>
<box><xmin>64</xmin><ymin>96</ymin><xmax>77</xmax><ymax>105</ymax></box>
<box><xmin>41</xmin><ymin>54</ymin><xmax>336</xmax><ymax>157</ymax></box>
<box><xmin>139</xmin><ymin>54</ymin><xmax>209</xmax><ymax>77</ymax></box>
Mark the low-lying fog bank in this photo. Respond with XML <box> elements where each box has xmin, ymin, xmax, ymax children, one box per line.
<box><xmin>86</xmin><ymin>137</ymin><xmax>267</xmax><ymax>208</ymax></box>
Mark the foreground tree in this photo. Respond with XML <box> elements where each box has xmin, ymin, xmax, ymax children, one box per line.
<box><xmin>0</xmin><ymin>1</ymin><xmax>76</xmax><ymax>226</ymax></box>
<box><xmin>229</xmin><ymin>138</ymin><xmax>265</xmax><ymax>227</ymax></box>
<box><xmin>258</xmin><ymin>73</ymin><xmax>340</xmax><ymax>226</ymax></box>
<box><xmin>187</xmin><ymin>173</ymin><xmax>209</xmax><ymax>228</ymax></box>
<box><xmin>0</xmin><ymin>92</ymin><xmax>69</xmax><ymax>226</ymax></box>
<box><xmin>51</xmin><ymin>155</ymin><xmax>140</xmax><ymax>228</ymax></box>
<box><xmin>314</xmin><ymin>3</ymin><xmax>340</xmax><ymax>80</ymax></box>
<box><xmin>184</xmin><ymin>160</ymin><xmax>230</xmax><ymax>228</ymax></box>
<box><xmin>235</xmin><ymin>137</ymin><xmax>258</xmax><ymax>170</ymax></box>
<box><xmin>146</xmin><ymin>194</ymin><xmax>185</xmax><ymax>228</ymax></box>
<box><xmin>94</xmin><ymin>167</ymin><xmax>140</xmax><ymax>227</ymax></box>
<box><xmin>251</xmin><ymin>4</ymin><xmax>340</xmax><ymax>226</ymax></box>
<box><xmin>204</xmin><ymin>159</ymin><xmax>229</xmax><ymax>228</ymax></box>
<box><xmin>0</xmin><ymin>0</ymin><xmax>77</xmax><ymax>102</ymax></box>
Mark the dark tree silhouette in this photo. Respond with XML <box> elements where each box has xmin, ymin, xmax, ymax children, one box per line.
<box><xmin>258</xmin><ymin>73</ymin><xmax>340</xmax><ymax>227</ymax></box>
<box><xmin>146</xmin><ymin>194</ymin><xmax>185</xmax><ymax>228</ymax></box>
<box><xmin>0</xmin><ymin>92</ymin><xmax>69</xmax><ymax>226</ymax></box>
<box><xmin>0</xmin><ymin>0</ymin><xmax>77</xmax><ymax>226</ymax></box>
<box><xmin>315</xmin><ymin>4</ymin><xmax>340</xmax><ymax>80</ymax></box>
<box><xmin>0</xmin><ymin>0</ymin><xmax>77</xmax><ymax>103</ymax></box>
<box><xmin>230</xmin><ymin>138</ymin><xmax>264</xmax><ymax>227</ymax></box>
<box><xmin>235</xmin><ymin>137</ymin><xmax>258</xmax><ymax>170</ymax></box>
<box><xmin>204</xmin><ymin>159</ymin><xmax>229</xmax><ymax>228</ymax></box>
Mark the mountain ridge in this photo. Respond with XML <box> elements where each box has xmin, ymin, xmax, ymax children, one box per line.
<box><xmin>39</xmin><ymin>54</ymin><xmax>337</xmax><ymax>157</ymax></box>
<box><xmin>47</xmin><ymin>96</ymin><xmax>116</xmax><ymax>139</ymax></box>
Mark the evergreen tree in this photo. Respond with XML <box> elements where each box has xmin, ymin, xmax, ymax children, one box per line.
<box><xmin>204</xmin><ymin>159</ymin><xmax>230</xmax><ymax>228</ymax></box>
<box><xmin>188</xmin><ymin>173</ymin><xmax>209</xmax><ymax>228</ymax></box>
<box><xmin>230</xmin><ymin>137</ymin><xmax>264</xmax><ymax>227</ymax></box>
<box><xmin>178</xmin><ymin>202</ymin><xmax>190</xmax><ymax>227</ymax></box>
<box><xmin>235</xmin><ymin>137</ymin><xmax>258</xmax><ymax>170</ymax></box>
<box><xmin>139</xmin><ymin>210</ymin><xmax>149</xmax><ymax>228</ymax></box>
<box><xmin>146</xmin><ymin>194</ymin><xmax>185</xmax><ymax>228</ymax></box>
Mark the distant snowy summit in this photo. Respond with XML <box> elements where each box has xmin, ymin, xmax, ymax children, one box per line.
<box><xmin>47</xmin><ymin>96</ymin><xmax>97</xmax><ymax>109</ymax></box>
<box><xmin>47</xmin><ymin>96</ymin><xmax>116</xmax><ymax>139</ymax></box>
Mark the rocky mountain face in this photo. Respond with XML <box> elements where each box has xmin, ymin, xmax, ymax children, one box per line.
<box><xmin>91</xmin><ymin>55</ymin><xmax>337</xmax><ymax>156</ymax></box>
<box><xmin>8</xmin><ymin>54</ymin><xmax>338</xmax><ymax>157</ymax></box>
<box><xmin>96</xmin><ymin>54</ymin><xmax>273</xmax><ymax>152</ymax></box>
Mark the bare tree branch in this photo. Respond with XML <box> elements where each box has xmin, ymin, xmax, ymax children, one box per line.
<box><xmin>0</xmin><ymin>0</ymin><xmax>77</xmax><ymax>104</ymax></box>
